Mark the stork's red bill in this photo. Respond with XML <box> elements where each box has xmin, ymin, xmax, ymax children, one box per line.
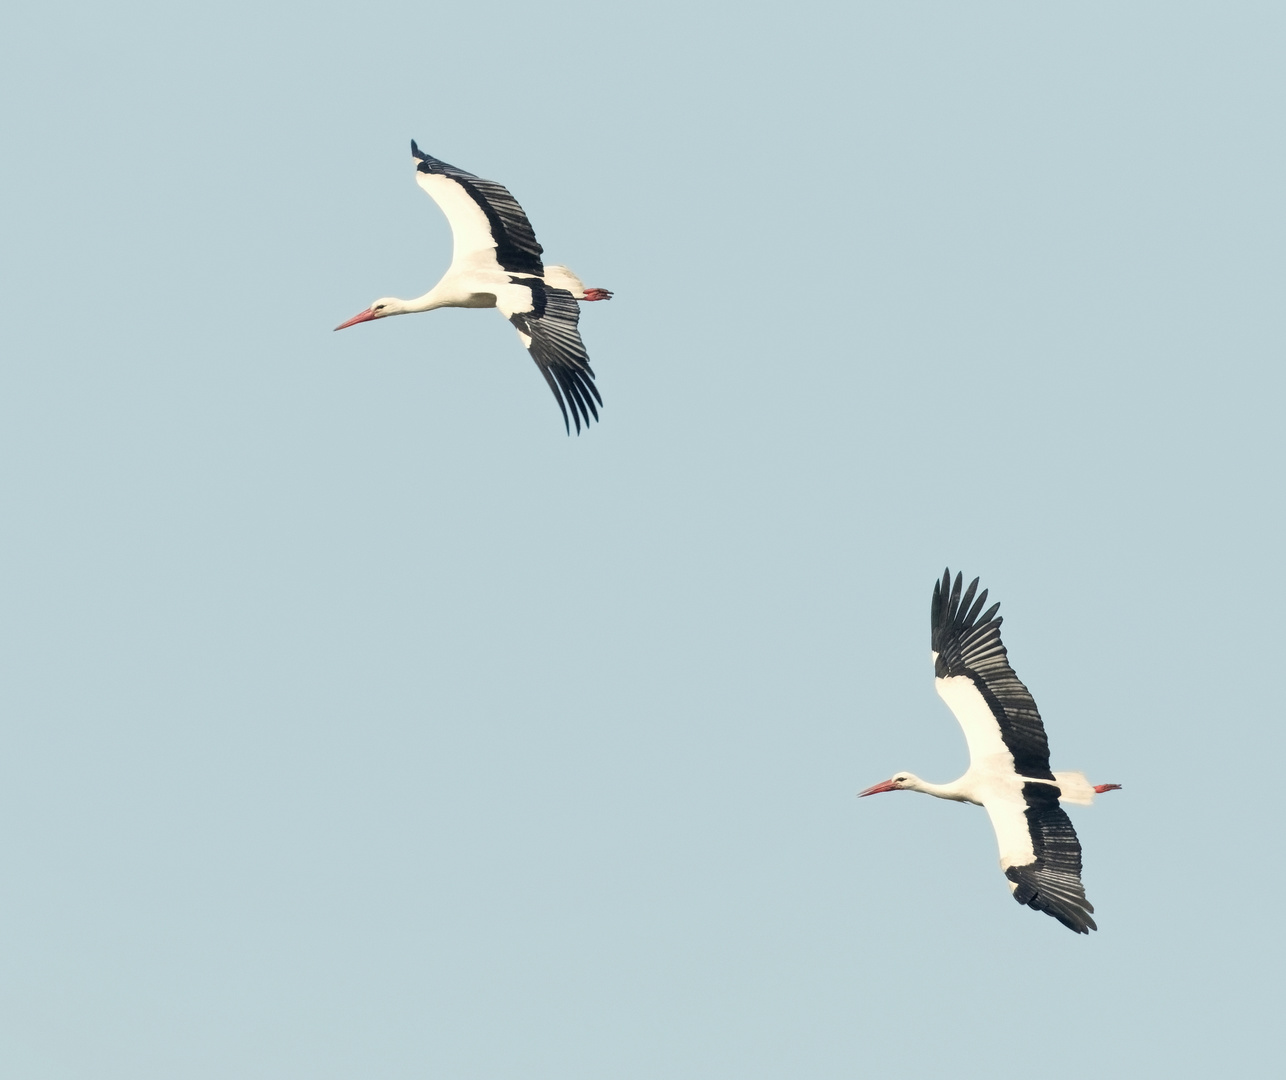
<box><xmin>860</xmin><ymin>569</ymin><xmax>1120</xmax><ymax>933</ymax></box>
<box><xmin>334</xmin><ymin>141</ymin><xmax>612</xmax><ymax>434</ymax></box>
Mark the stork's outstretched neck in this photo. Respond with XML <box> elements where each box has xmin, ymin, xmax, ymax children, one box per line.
<box><xmin>858</xmin><ymin>772</ymin><xmax>976</xmax><ymax>803</ymax></box>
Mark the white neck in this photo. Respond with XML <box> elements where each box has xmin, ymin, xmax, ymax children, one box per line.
<box><xmin>370</xmin><ymin>278</ymin><xmax>468</xmax><ymax>318</ymax></box>
<box><xmin>908</xmin><ymin>775</ymin><xmax>978</xmax><ymax>804</ymax></box>
<box><xmin>405</xmin><ymin>271</ymin><xmax>498</xmax><ymax>313</ymax></box>
<box><xmin>402</xmin><ymin>283</ymin><xmax>454</xmax><ymax>313</ymax></box>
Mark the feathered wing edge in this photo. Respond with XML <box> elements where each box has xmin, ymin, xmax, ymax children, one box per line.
<box><xmin>507</xmin><ymin>283</ymin><xmax>601</xmax><ymax>434</ymax></box>
<box><xmin>1005</xmin><ymin>782</ymin><xmax>1097</xmax><ymax>934</ymax></box>
<box><xmin>931</xmin><ymin>569</ymin><xmax>1054</xmax><ymax>779</ymax></box>
<box><xmin>411</xmin><ymin>140</ymin><xmax>545</xmax><ymax>277</ymax></box>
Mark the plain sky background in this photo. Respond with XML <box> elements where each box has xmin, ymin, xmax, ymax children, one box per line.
<box><xmin>2</xmin><ymin>1</ymin><xmax>1284</xmax><ymax>1076</ymax></box>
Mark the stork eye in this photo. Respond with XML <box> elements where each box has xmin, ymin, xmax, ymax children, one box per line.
<box><xmin>374</xmin><ymin>304</ymin><xmax>385</xmax><ymax>311</ymax></box>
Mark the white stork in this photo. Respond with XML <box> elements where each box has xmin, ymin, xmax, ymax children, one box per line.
<box><xmin>859</xmin><ymin>570</ymin><xmax>1120</xmax><ymax>933</ymax></box>
<box><xmin>335</xmin><ymin>141</ymin><xmax>612</xmax><ymax>434</ymax></box>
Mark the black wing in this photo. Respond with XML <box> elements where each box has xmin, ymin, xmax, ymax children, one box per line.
<box><xmin>1006</xmin><ymin>782</ymin><xmax>1096</xmax><ymax>933</ymax></box>
<box><xmin>411</xmin><ymin>140</ymin><xmax>545</xmax><ymax>277</ymax></box>
<box><xmin>508</xmin><ymin>283</ymin><xmax>601</xmax><ymax>434</ymax></box>
<box><xmin>932</xmin><ymin>569</ymin><xmax>1054</xmax><ymax>780</ymax></box>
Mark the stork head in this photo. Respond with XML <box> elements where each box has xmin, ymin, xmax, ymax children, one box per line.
<box><xmin>334</xmin><ymin>298</ymin><xmax>401</xmax><ymax>331</ymax></box>
<box><xmin>858</xmin><ymin>772</ymin><xmax>920</xmax><ymax>797</ymax></box>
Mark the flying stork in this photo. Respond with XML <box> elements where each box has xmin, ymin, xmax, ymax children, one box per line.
<box><xmin>860</xmin><ymin>570</ymin><xmax>1120</xmax><ymax>933</ymax></box>
<box><xmin>335</xmin><ymin>141</ymin><xmax>613</xmax><ymax>434</ymax></box>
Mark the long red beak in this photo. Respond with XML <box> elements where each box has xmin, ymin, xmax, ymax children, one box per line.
<box><xmin>858</xmin><ymin>779</ymin><xmax>899</xmax><ymax>797</ymax></box>
<box><xmin>334</xmin><ymin>307</ymin><xmax>379</xmax><ymax>331</ymax></box>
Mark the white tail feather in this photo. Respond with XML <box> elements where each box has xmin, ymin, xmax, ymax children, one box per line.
<box><xmin>1053</xmin><ymin>771</ymin><xmax>1096</xmax><ymax>806</ymax></box>
<box><xmin>543</xmin><ymin>265</ymin><xmax>587</xmax><ymax>298</ymax></box>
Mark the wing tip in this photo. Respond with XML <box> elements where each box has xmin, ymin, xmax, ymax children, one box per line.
<box><xmin>411</xmin><ymin>140</ymin><xmax>436</xmax><ymax>174</ymax></box>
<box><xmin>1007</xmin><ymin>868</ymin><xmax>1097</xmax><ymax>933</ymax></box>
<box><xmin>931</xmin><ymin>567</ymin><xmax>998</xmax><ymax>645</ymax></box>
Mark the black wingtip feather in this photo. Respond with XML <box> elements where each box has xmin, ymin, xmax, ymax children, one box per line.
<box><xmin>556</xmin><ymin>368</ymin><xmax>591</xmax><ymax>432</ymax></box>
<box><xmin>555</xmin><ymin>370</ymin><xmax>587</xmax><ymax>433</ymax></box>
<box><xmin>963</xmin><ymin>587</ymin><xmax>990</xmax><ymax>628</ymax></box>
<box><xmin>932</xmin><ymin>569</ymin><xmax>988</xmax><ymax>657</ymax></box>
<box><xmin>533</xmin><ymin>363</ymin><xmax>572</xmax><ymax>434</ymax></box>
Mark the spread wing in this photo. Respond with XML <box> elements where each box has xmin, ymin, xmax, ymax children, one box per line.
<box><xmin>505</xmin><ymin>283</ymin><xmax>600</xmax><ymax>434</ymax></box>
<box><xmin>931</xmin><ymin>569</ymin><xmax>1053</xmax><ymax>780</ymax></box>
<box><xmin>989</xmin><ymin>781</ymin><xmax>1096</xmax><ymax>934</ymax></box>
<box><xmin>411</xmin><ymin>141</ymin><xmax>544</xmax><ymax>276</ymax></box>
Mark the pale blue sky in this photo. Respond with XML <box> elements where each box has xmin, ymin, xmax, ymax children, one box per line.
<box><xmin>2</xmin><ymin>2</ymin><xmax>1283</xmax><ymax>1076</ymax></box>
